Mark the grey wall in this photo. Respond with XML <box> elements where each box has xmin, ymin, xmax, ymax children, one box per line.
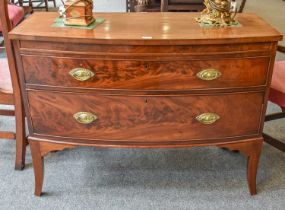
<box><xmin>93</xmin><ymin>0</ymin><xmax>126</xmax><ymax>12</ymax></box>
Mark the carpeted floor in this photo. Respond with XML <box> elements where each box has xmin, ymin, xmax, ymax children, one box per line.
<box><xmin>0</xmin><ymin>0</ymin><xmax>284</xmax><ymax>209</ymax></box>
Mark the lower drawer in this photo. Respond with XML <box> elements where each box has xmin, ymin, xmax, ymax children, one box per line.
<box><xmin>27</xmin><ymin>91</ymin><xmax>264</xmax><ymax>142</ymax></box>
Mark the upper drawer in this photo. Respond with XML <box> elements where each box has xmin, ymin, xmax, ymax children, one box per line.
<box><xmin>22</xmin><ymin>55</ymin><xmax>270</xmax><ymax>91</ymax></box>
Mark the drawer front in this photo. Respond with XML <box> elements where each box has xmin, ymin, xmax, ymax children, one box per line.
<box><xmin>28</xmin><ymin>91</ymin><xmax>263</xmax><ymax>142</ymax></box>
<box><xmin>22</xmin><ymin>55</ymin><xmax>269</xmax><ymax>90</ymax></box>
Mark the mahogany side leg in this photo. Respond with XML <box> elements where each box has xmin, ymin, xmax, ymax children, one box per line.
<box><xmin>30</xmin><ymin>140</ymin><xmax>44</xmax><ymax>196</ymax></box>
<box><xmin>247</xmin><ymin>140</ymin><xmax>262</xmax><ymax>195</ymax></box>
<box><xmin>219</xmin><ymin>138</ymin><xmax>263</xmax><ymax>195</ymax></box>
<box><xmin>15</xmin><ymin>100</ymin><xmax>27</xmax><ymax>170</ymax></box>
<box><xmin>29</xmin><ymin>140</ymin><xmax>75</xmax><ymax>196</ymax></box>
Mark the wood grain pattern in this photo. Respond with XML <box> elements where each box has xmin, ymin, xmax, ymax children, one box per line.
<box><xmin>27</xmin><ymin>90</ymin><xmax>264</xmax><ymax>142</ymax></box>
<box><xmin>21</xmin><ymin>55</ymin><xmax>270</xmax><ymax>90</ymax></box>
<box><xmin>9</xmin><ymin>13</ymin><xmax>282</xmax><ymax>45</ymax></box>
<box><xmin>30</xmin><ymin>140</ymin><xmax>44</xmax><ymax>196</ymax></box>
<box><xmin>30</xmin><ymin>137</ymin><xmax>262</xmax><ymax>196</ymax></box>
<box><xmin>0</xmin><ymin>131</ymin><xmax>16</xmax><ymax>139</ymax></box>
<box><xmin>0</xmin><ymin>92</ymin><xmax>14</xmax><ymax>104</ymax></box>
<box><xmin>218</xmin><ymin>137</ymin><xmax>262</xmax><ymax>195</ymax></box>
<box><xmin>0</xmin><ymin>109</ymin><xmax>15</xmax><ymax>116</ymax></box>
<box><xmin>11</xmin><ymin>12</ymin><xmax>282</xmax><ymax>195</ymax></box>
<box><xmin>19</xmin><ymin>41</ymin><xmax>272</xmax><ymax>55</ymax></box>
<box><xmin>0</xmin><ymin>0</ymin><xmax>27</xmax><ymax>170</ymax></box>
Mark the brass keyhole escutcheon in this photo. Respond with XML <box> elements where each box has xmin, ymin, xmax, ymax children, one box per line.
<box><xmin>144</xmin><ymin>63</ymin><xmax>150</xmax><ymax>70</ymax></box>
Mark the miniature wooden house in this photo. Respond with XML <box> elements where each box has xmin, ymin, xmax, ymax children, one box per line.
<box><xmin>64</xmin><ymin>0</ymin><xmax>94</xmax><ymax>26</ymax></box>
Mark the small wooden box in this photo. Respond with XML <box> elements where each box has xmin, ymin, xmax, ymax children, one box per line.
<box><xmin>64</xmin><ymin>0</ymin><xmax>95</xmax><ymax>26</ymax></box>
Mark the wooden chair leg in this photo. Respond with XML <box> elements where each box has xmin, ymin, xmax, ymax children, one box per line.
<box><xmin>0</xmin><ymin>131</ymin><xmax>15</xmax><ymax>139</ymax></box>
<box><xmin>44</xmin><ymin>0</ymin><xmax>48</xmax><ymax>11</ymax></box>
<box><xmin>18</xmin><ymin>0</ymin><xmax>23</xmax><ymax>6</ymax></box>
<box><xmin>161</xmin><ymin>0</ymin><xmax>168</xmax><ymax>12</ymax></box>
<box><xmin>28</xmin><ymin>0</ymin><xmax>33</xmax><ymax>13</ymax></box>
<box><xmin>263</xmin><ymin>105</ymin><xmax>285</xmax><ymax>152</ymax></box>
<box><xmin>30</xmin><ymin>140</ymin><xmax>44</xmax><ymax>196</ymax></box>
<box><xmin>263</xmin><ymin>133</ymin><xmax>285</xmax><ymax>153</ymax></box>
<box><xmin>14</xmin><ymin>102</ymin><xmax>27</xmax><ymax>170</ymax></box>
<box><xmin>238</xmin><ymin>0</ymin><xmax>247</xmax><ymax>13</ymax></box>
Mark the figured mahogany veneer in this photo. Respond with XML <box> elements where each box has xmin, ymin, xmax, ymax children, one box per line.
<box><xmin>9</xmin><ymin>12</ymin><xmax>282</xmax><ymax>196</ymax></box>
<box><xmin>9</xmin><ymin>13</ymin><xmax>281</xmax><ymax>44</ymax></box>
<box><xmin>22</xmin><ymin>56</ymin><xmax>270</xmax><ymax>90</ymax></box>
<box><xmin>19</xmin><ymin>40</ymin><xmax>272</xmax><ymax>54</ymax></box>
<box><xmin>28</xmin><ymin>91</ymin><xmax>264</xmax><ymax>142</ymax></box>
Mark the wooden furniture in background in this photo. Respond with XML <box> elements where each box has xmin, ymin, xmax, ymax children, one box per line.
<box><xmin>0</xmin><ymin>3</ymin><xmax>24</xmax><ymax>33</ymax></box>
<box><xmin>238</xmin><ymin>0</ymin><xmax>247</xmax><ymax>13</ymax></box>
<box><xmin>9</xmin><ymin>12</ymin><xmax>282</xmax><ymax>196</ymax></box>
<box><xmin>0</xmin><ymin>0</ymin><xmax>27</xmax><ymax>170</ymax></box>
<box><xmin>161</xmin><ymin>0</ymin><xmax>204</xmax><ymax>12</ymax></box>
<box><xmin>8</xmin><ymin>0</ymin><xmax>33</xmax><ymax>15</ymax></box>
<box><xmin>127</xmin><ymin>0</ymin><xmax>160</xmax><ymax>12</ymax></box>
<box><xmin>127</xmin><ymin>0</ymin><xmax>247</xmax><ymax>12</ymax></box>
<box><xmin>14</xmin><ymin>0</ymin><xmax>56</xmax><ymax>12</ymax></box>
<box><xmin>0</xmin><ymin>1</ymin><xmax>24</xmax><ymax>47</ymax></box>
<box><xmin>29</xmin><ymin>0</ymin><xmax>56</xmax><ymax>11</ymax></box>
<box><xmin>263</xmin><ymin>45</ymin><xmax>285</xmax><ymax>152</ymax></box>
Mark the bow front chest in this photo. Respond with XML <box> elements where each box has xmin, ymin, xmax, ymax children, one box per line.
<box><xmin>9</xmin><ymin>12</ymin><xmax>282</xmax><ymax>196</ymax></box>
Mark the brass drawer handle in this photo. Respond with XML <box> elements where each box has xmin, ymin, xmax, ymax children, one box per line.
<box><xmin>69</xmin><ymin>68</ymin><xmax>95</xmax><ymax>81</ymax></box>
<box><xmin>196</xmin><ymin>113</ymin><xmax>220</xmax><ymax>125</ymax></box>
<box><xmin>73</xmin><ymin>112</ymin><xmax>98</xmax><ymax>124</ymax></box>
<box><xmin>196</xmin><ymin>69</ymin><xmax>222</xmax><ymax>81</ymax></box>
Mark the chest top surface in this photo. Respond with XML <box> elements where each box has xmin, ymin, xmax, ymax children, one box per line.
<box><xmin>9</xmin><ymin>12</ymin><xmax>282</xmax><ymax>45</ymax></box>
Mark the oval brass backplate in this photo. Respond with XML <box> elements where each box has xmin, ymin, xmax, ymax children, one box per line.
<box><xmin>73</xmin><ymin>112</ymin><xmax>98</xmax><ymax>124</ymax></box>
<box><xmin>196</xmin><ymin>113</ymin><xmax>220</xmax><ymax>125</ymax></box>
<box><xmin>196</xmin><ymin>69</ymin><xmax>222</xmax><ymax>81</ymax></box>
<box><xmin>69</xmin><ymin>68</ymin><xmax>95</xmax><ymax>81</ymax></box>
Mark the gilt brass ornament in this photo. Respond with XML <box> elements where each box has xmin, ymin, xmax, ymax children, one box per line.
<box><xmin>196</xmin><ymin>0</ymin><xmax>238</xmax><ymax>27</ymax></box>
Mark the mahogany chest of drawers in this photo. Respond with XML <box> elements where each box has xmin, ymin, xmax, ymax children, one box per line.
<box><xmin>9</xmin><ymin>12</ymin><xmax>282</xmax><ymax>196</ymax></box>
